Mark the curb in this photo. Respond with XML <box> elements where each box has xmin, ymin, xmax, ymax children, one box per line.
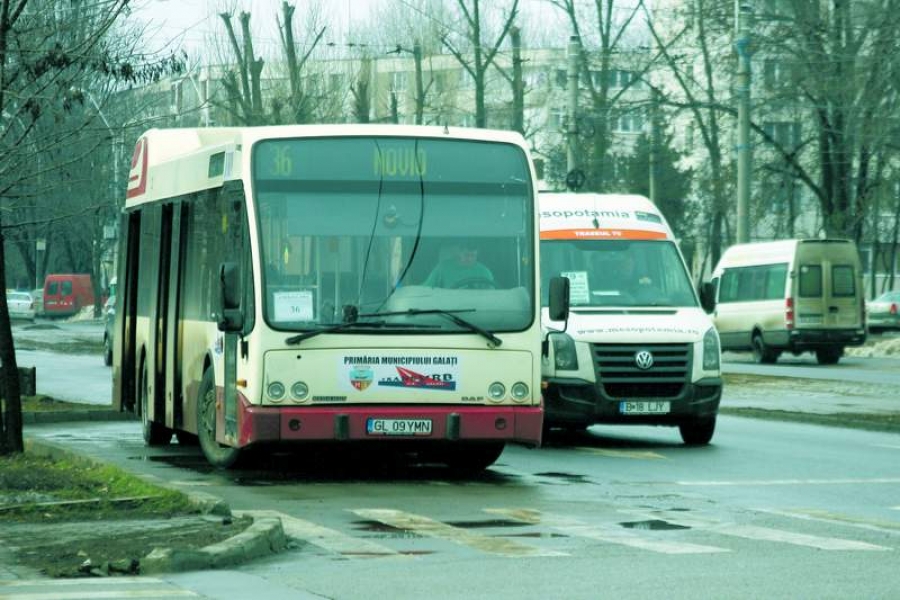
<box><xmin>141</xmin><ymin>517</ymin><xmax>287</xmax><ymax>574</ymax></box>
<box><xmin>20</xmin><ymin>438</ymin><xmax>287</xmax><ymax>574</ymax></box>
<box><xmin>22</xmin><ymin>409</ymin><xmax>137</xmax><ymax>424</ymax></box>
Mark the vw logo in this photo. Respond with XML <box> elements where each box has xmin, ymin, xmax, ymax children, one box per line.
<box><xmin>634</xmin><ymin>350</ymin><xmax>654</xmax><ymax>370</ymax></box>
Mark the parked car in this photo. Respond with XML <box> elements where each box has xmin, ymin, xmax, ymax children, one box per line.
<box><xmin>866</xmin><ymin>291</ymin><xmax>900</xmax><ymax>334</ymax></box>
<box><xmin>6</xmin><ymin>290</ymin><xmax>36</xmax><ymax>322</ymax></box>
<box><xmin>103</xmin><ymin>293</ymin><xmax>116</xmax><ymax>366</ymax></box>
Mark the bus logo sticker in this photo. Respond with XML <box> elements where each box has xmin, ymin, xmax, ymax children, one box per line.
<box><xmin>349</xmin><ymin>366</ymin><xmax>374</xmax><ymax>391</ymax></box>
<box><xmin>379</xmin><ymin>367</ymin><xmax>456</xmax><ymax>391</ymax></box>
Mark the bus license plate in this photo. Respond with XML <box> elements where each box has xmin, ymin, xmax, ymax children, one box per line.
<box><xmin>367</xmin><ymin>418</ymin><xmax>433</xmax><ymax>436</ymax></box>
<box><xmin>620</xmin><ymin>401</ymin><xmax>670</xmax><ymax>415</ymax></box>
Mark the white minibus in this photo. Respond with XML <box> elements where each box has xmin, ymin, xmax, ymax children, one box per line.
<box><xmin>540</xmin><ymin>193</ymin><xmax>722</xmax><ymax>445</ymax></box>
<box><xmin>706</xmin><ymin>239</ymin><xmax>866</xmax><ymax>365</ymax></box>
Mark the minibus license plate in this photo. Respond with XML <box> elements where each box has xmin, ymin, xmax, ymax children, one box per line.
<box><xmin>620</xmin><ymin>401</ymin><xmax>670</xmax><ymax>415</ymax></box>
<box><xmin>367</xmin><ymin>418</ymin><xmax>433</xmax><ymax>436</ymax></box>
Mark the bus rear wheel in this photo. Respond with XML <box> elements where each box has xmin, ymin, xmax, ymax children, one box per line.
<box><xmin>197</xmin><ymin>367</ymin><xmax>243</xmax><ymax>469</ymax></box>
<box><xmin>444</xmin><ymin>442</ymin><xmax>505</xmax><ymax>474</ymax></box>
<box><xmin>139</xmin><ymin>366</ymin><xmax>171</xmax><ymax>446</ymax></box>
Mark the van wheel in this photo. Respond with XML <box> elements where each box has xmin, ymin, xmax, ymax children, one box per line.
<box><xmin>751</xmin><ymin>333</ymin><xmax>779</xmax><ymax>364</ymax></box>
<box><xmin>679</xmin><ymin>417</ymin><xmax>716</xmax><ymax>445</ymax></box>
<box><xmin>815</xmin><ymin>348</ymin><xmax>842</xmax><ymax>365</ymax></box>
<box><xmin>139</xmin><ymin>366</ymin><xmax>172</xmax><ymax>446</ymax></box>
<box><xmin>197</xmin><ymin>367</ymin><xmax>243</xmax><ymax>468</ymax></box>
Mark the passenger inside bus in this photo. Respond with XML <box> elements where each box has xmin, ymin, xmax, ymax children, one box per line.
<box><xmin>423</xmin><ymin>241</ymin><xmax>496</xmax><ymax>289</ymax></box>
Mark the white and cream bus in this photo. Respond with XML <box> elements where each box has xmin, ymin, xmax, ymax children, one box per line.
<box><xmin>111</xmin><ymin>125</ymin><xmax>558</xmax><ymax>471</ymax></box>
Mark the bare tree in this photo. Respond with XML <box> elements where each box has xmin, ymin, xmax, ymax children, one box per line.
<box><xmin>1</xmin><ymin>0</ymin><xmax>183</xmax><ymax>455</ymax></box>
<box><xmin>217</xmin><ymin>3</ymin><xmax>327</xmax><ymax>126</ymax></box>
<box><xmin>440</xmin><ymin>0</ymin><xmax>519</xmax><ymax>128</ymax></box>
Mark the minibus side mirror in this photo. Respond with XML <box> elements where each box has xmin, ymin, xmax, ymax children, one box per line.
<box><xmin>699</xmin><ymin>281</ymin><xmax>716</xmax><ymax>313</ymax></box>
<box><xmin>548</xmin><ymin>276</ymin><xmax>570</xmax><ymax>322</ymax></box>
<box><xmin>218</xmin><ymin>261</ymin><xmax>244</xmax><ymax>332</ymax></box>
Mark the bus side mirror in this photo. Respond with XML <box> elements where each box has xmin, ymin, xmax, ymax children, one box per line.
<box><xmin>699</xmin><ymin>281</ymin><xmax>716</xmax><ymax>313</ymax></box>
<box><xmin>548</xmin><ymin>276</ymin><xmax>570</xmax><ymax>322</ymax></box>
<box><xmin>218</xmin><ymin>261</ymin><xmax>244</xmax><ymax>332</ymax></box>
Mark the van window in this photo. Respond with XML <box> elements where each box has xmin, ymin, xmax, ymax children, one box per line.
<box><xmin>47</xmin><ymin>281</ymin><xmax>58</xmax><ymax>295</ymax></box>
<box><xmin>62</xmin><ymin>281</ymin><xmax>73</xmax><ymax>296</ymax></box>
<box><xmin>798</xmin><ymin>265</ymin><xmax>822</xmax><ymax>297</ymax></box>
<box><xmin>719</xmin><ymin>263</ymin><xmax>786</xmax><ymax>303</ymax></box>
<box><xmin>832</xmin><ymin>265</ymin><xmax>855</xmax><ymax>297</ymax></box>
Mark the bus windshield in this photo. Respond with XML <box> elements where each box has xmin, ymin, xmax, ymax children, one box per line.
<box><xmin>540</xmin><ymin>239</ymin><xmax>697</xmax><ymax>308</ymax></box>
<box><xmin>252</xmin><ymin>136</ymin><xmax>535</xmax><ymax>333</ymax></box>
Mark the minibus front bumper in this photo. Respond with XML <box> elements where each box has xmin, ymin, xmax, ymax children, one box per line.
<box><xmin>543</xmin><ymin>376</ymin><xmax>722</xmax><ymax>427</ymax></box>
<box><xmin>235</xmin><ymin>401</ymin><xmax>544</xmax><ymax>448</ymax></box>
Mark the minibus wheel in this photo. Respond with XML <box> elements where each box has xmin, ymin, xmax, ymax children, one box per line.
<box><xmin>679</xmin><ymin>417</ymin><xmax>716</xmax><ymax>445</ymax></box>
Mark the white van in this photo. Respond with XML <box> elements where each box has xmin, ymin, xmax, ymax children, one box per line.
<box><xmin>540</xmin><ymin>193</ymin><xmax>722</xmax><ymax>445</ymax></box>
<box><xmin>707</xmin><ymin>239</ymin><xmax>866</xmax><ymax>365</ymax></box>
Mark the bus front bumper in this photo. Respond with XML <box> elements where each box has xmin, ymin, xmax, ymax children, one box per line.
<box><xmin>237</xmin><ymin>402</ymin><xmax>544</xmax><ymax>448</ymax></box>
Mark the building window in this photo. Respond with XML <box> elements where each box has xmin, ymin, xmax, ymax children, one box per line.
<box><xmin>763</xmin><ymin>121</ymin><xmax>801</xmax><ymax>149</ymax></box>
<box><xmin>613</xmin><ymin>112</ymin><xmax>644</xmax><ymax>133</ymax></box>
<box><xmin>390</xmin><ymin>72</ymin><xmax>407</xmax><ymax>92</ymax></box>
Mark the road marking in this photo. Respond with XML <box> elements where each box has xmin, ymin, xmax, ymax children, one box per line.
<box><xmin>236</xmin><ymin>510</ymin><xmax>399</xmax><ymax>557</ymax></box>
<box><xmin>485</xmin><ymin>508</ymin><xmax>727</xmax><ymax>555</ymax></box>
<box><xmin>0</xmin><ymin>577</ymin><xmax>198</xmax><ymax>599</ymax></box>
<box><xmin>575</xmin><ymin>447</ymin><xmax>667</xmax><ymax>460</ymax></box>
<box><xmin>755</xmin><ymin>508</ymin><xmax>900</xmax><ymax>534</ymax></box>
<box><xmin>622</xmin><ymin>509</ymin><xmax>891</xmax><ymax>551</ymax></box>
<box><xmin>351</xmin><ymin>509</ymin><xmax>566</xmax><ymax>557</ymax></box>
<box><xmin>673</xmin><ymin>478</ymin><xmax>900</xmax><ymax>487</ymax></box>
<box><xmin>872</xmin><ymin>444</ymin><xmax>900</xmax><ymax>450</ymax></box>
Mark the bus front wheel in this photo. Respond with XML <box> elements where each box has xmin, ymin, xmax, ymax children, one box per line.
<box><xmin>444</xmin><ymin>442</ymin><xmax>505</xmax><ymax>474</ymax></box>
<box><xmin>197</xmin><ymin>368</ymin><xmax>243</xmax><ymax>469</ymax></box>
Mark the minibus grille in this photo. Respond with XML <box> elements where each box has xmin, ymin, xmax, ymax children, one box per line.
<box><xmin>591</xmin><ymin>343</ymin><xmax>691</xmax><ymax>399</ymax></box>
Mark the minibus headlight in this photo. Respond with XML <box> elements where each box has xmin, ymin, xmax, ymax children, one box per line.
<box><xmin>511</xmin><ymin>382</ymin><xmax>529</xmax><ymax>402</ymax></box>
<box><xmin>703</xmin><ymin>327</ymin><xmax>721</xmax><ymax>371</ymax></box>
<box><xmin>488</xmin><ymin>382</ymin><xmax>506</xmax><ymax>401</ymax></box>
<box><xmin>267</xmin><ymin>381</ymin><xmax>286</xmax><ymax>402</ymax></box>
<box><xmin>551</xmin><ymin>333</ymin><xmax>579</xmax><ymax>370</ymax></box>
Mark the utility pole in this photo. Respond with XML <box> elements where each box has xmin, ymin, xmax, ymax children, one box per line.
<box><xmin>649</xmin><ymin>87</ymin><xmax>660</xmax><ymax>204</ymax></box>
<box><xmin>735</xmin><ymin>2</ymin><xmax>753</xmax><ymax>244</ymax></box>
<box><xmin>511</xmin><ymin>26</ymin><xmax>524</xmax><ymax>134</ymax></box>
<box><xmin>566</xmin><ymin>35</ymin><xmax>580</xmax><ymax>181</ymax></box>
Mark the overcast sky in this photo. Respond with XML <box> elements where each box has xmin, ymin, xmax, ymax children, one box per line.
<box><xmin>129</xmin><ymin>0</ymin><xmax>566</xmax><ymax>60</ymax></box>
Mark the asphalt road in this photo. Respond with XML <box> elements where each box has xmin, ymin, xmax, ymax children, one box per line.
<box><xmin>21</xmin><ymin>414</ymin><xmax>900</xmax><ymax>600</ymax></box>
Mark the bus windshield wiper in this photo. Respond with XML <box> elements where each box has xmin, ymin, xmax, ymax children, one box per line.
<box><xmin>285</xmin><ymin>321</ymin><xmax>387</xmax><ymax>345</ymax></box>
<box><xmin>363</xmin><ymin>309</ymin><xmax>502</xmax><ymax>348</ymax></box>
<box><xmin>285</xmin><ymin>319</ymin><xmax>437</xmax><ymax>346</ymax></box>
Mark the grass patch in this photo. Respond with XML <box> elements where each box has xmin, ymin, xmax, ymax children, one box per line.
<box><xmin>719</xmin><ymin>406</ymin><xmax>900</xmax><ymax>434</ymax></box>
<box><xmin>18</xmin><ymin>395</ymin><xmax>98</xmax><ymax>412</ymax></box>
<box><xmin>0</xmin><ymin>453</ymin><xmax>197</xmax><ymax>522</ymax></box>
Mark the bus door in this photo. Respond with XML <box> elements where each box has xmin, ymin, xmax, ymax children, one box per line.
<box><xmin>164</xmin><ymin>203</ymin><xmax>187</xmax><ymax>430</ymax></box>
<box><xmin>149</xmin><ymin>204</ymin><xmax>174</xmax><ymax>427</ymax></box>
<box><xmin>113</xmin><ymin>211</ymin><xmax>142</xmax><ymax>413</ymax></box>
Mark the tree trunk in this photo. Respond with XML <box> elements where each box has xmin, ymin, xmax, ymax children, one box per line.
<box><xmin>0</xmin><ymin>226</ymin><xmax>25</xmax><ymax>456</ymax></box>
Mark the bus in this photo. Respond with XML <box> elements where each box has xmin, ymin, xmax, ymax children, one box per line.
<box><xmin>111</xmin><ymin>125</ymin><xmax>556</xmax><ymax>471</ymax></box>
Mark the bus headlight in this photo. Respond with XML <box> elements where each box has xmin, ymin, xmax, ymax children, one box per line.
<box><xmin>511</xmin><ymin>382</ymin><xmax>529</xmax><ymax>402</ymax></box>
<box><xmin>488</xmin><ymin>382</ymin><xmax>506</xmax><ymax>401</ymax></box>
<box><xmin>552</xmin><ymin>333</ymin><xmax>578</xmax><ymax>370</ymax></box>
<box><xmin>291</xmin><ymin>381</ymin><xmax>309</xmax><ymax>401</ymax></box>
<box><xmin>267</xmin><ymin>381</ymin><xmax>286</xmax><ymax>402</ymax></box>
<box><xmin>703</xmin><ymin>327</ymin><xmax>721</xmax><ymax>371</ymax></box>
